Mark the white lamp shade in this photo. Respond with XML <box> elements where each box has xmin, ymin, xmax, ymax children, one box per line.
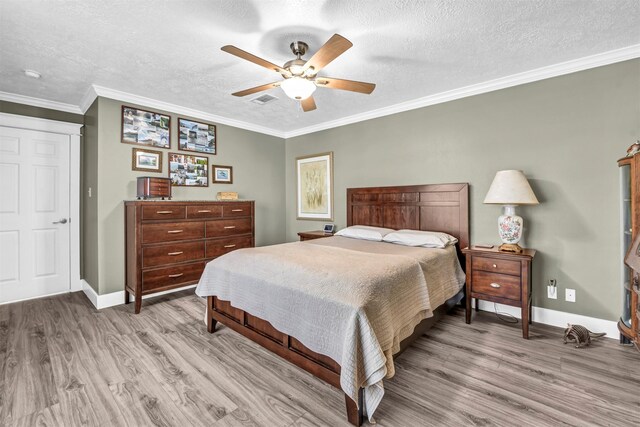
<box><xmin>483</xmin><ymin>170</ymin><xmax>539</xmax><ymax>205</ymax></box>
<box><xmin>280</xmin><ymin>77</ymin><xmax>316</xmax><ymax>100</ymax></box>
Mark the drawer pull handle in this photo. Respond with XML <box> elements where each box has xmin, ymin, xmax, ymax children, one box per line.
<box><xmin>231</xmin><ymin>209</ymin><xmax>243</xmax><ymax>212</ymax></box>
<box><xmin>167</xmin><ymin>230</ymin><xmax>183</xmax><ymax>234</ymax></box>
<box><xmin>490</xmin><ymin>283</ymin><xmax>501</xmax><ymax>288</ymax></box>
<box><xmin>224</xmin><ymin>244</ymin><xmax>236</xmax><ymax>248</ymax></box>
<box><xmin>167</xmin><ymin>251</ymin><xmax>183</xmax><ymax>256</ymax></box>
<box><xmin>197</xmin><ymin>210</ymin><xmax>212</xmax><ymax>213</ymax></box>
<box><xmin>168</xmin><ymin>273</ymin><xmax>184</xmax><ymax>278</ymax></box>
<box><xmin>492</xmin><ymin>264</ymin><xmax>497</xmax><ymax>268</ymax></box>
<box><xmin>224</xmin><ymin>226</ymin><xmax>236</xmax><ymax>229</ymax></box>
<box><xmin>157</xmin><ymin>210</ymin><xmax>173</xmax><ymax>214</ymax></box>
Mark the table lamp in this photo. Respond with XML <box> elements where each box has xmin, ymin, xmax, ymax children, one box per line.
<box><xmin>483</xmin><ymin>170</ymin><xmax>539</xmax><ymax>253</ymax></box>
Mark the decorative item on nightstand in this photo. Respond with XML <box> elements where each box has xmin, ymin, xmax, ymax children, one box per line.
<box><xmin>484</xmin><ymin>170</ymin><xmax>539</xmax><ymax>254</ymax></box>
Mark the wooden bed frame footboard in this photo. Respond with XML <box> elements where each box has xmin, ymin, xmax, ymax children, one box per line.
<box><xmin>205</xmin><ymin>183</ymin><xmax>469</xmax><ymax>426</ymax></box>
<box><xmin>207</xmin><ymin>296</ymin><xmax>364</xmax><ymax>425</ymax></box>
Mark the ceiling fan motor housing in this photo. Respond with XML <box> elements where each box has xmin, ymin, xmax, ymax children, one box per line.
<box><xmin>283</xmin><ymin>58</ymin><xmax>307</xmax><ymax>77</ymax></box>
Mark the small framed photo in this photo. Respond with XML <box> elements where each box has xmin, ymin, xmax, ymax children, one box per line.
<box><xmin>178</xmin><ymin>118</ymin><xmax>216</xmax><ymax>154</ymax></box>
<box><xmin>169</xmin><ymin>152</ymin><xmax>208</xmax><ymax>186</ymax></box>
<box><xmin>296</xmin><ymin>152</ymin><xmax>333</xmax><ymax>221</ymax></box>
<box><xmin>132</xmin><ymin>148</ymin><xmax>163</xmax><ymax>172</ymax></box>
<box><xmin>121</xmin><ymin>106</ymin><xmax>170</xmax><ymax>148</ymax></box>
<box><xmin>212</xmin><ymin>165</ymin><xmax>233</xmax><ymax>184</ymax></box>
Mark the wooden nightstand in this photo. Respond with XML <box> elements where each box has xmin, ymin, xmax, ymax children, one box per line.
<box><xmin>462</xmin><ymin>246</ymin><xmax>536</xmax><ymax>339</ymax></box>
<box><xmin>297</xmin><ymin>230</ymin><xmax>334</xmax><ymax>241</ymax></box>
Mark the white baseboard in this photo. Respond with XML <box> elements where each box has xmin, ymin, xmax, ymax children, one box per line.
<box><xmin>77</xmin><ymin>281</ymin><xmax>618</xmax><ymax>337</ymax></box>
<box><xmin>81</xmin><ymin>279</ymin><xmax>197</xmax><ymax>310</ymax></box>
<box><xmin>475</xmin><ymin>299</ymin><xmax>619</xmax><ymax>339</ymax></box>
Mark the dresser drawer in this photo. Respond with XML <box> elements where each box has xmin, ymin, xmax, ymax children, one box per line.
<box><xmin>472</xmin><ymin>270</ymin><xmax>521</xmax><ymax>300</ymax></box>
<box><xmin>142</xmin><ymin>261</ymin><xmax>206</xmax><ymax>292</ymax></box>
<box><xmin>206</xmin><ymin>236</ymin><xmax>252</xmax><ymax>259</ymax></box>
<box><xmin>142</xmin><ymin>241</ymin><xmax>205</xmax><ymax>268</ymax></box>
<box><xmin>142</xmin><ymin>205</ymin><xmax>186</xmax><ymax>220</ymax></box>
<box><xmin>222</xmin><ymin>203</ymin><xmax>251</xmax><ymax>217</ymax></box>
<box><xmin>472</xmin><ymin>256</ymin><xmax>521</xmax><ymax>276</ymax></box>
<box><xmin>142</xmin><ymin>221</ymin><xmax>205</xmax><ymax>244</ymax></box>
<box><xmin>206</xmin><ymin>218</ymin><xmax>252</xmax><ymax>237</ymax></box>
<box><xmin>187</xmin><ymin>205</ymin><xmax>223</xmax><ymax>219</ymax></box>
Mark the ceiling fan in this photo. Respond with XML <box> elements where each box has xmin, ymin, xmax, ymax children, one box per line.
<box><xmin>221</xmin><ymin>34</ymin><xmax>376</xmax><ymax>112</ymax></box>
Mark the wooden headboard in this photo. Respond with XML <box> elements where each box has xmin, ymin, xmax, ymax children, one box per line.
<box><xmin>346</xmin><ymin>183</ymin><xmax>470</xmax><ymax>251</ymax></box>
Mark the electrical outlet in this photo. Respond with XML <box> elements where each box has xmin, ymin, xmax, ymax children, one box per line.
<box><xmin>565</xmin><ymin>288</ymin><xmax>576</xmax><ymax>302</ymax></box>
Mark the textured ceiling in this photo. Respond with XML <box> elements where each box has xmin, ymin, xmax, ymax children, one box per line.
<box><xmin>1</xmin><ymin>0</ymin><xmax>639</xmax><ymax>134</ymax></box>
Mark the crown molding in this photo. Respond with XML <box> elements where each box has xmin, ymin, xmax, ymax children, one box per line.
<box><xmin>90</xmin><ymin>85</ymin><xmax>286</xmax><ymax>138</ymax></box>
<box><xmin>1</xmin><ymin>44</ymin><xmax>638</xmax><ymax>139</ymax></box>
<box><xmin>283</xmin><ymin>44</ymin><xmax>640</xmax><ymax>138</ymax></box>
<box><xmin>0</xmin><ymin>90</ymin><xmax>83</xmax><ymax>115</ymax></box>
<box><xmin>78</xmin><ymin>85</ymin><xmax>98</xmax><ymax>113</ymax></box>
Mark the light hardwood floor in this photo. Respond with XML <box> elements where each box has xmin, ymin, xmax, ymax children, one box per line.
<box><xmin>1</xmin><ymin>290</ymin><xmax>638</xmax><ymax>426</ymax></box>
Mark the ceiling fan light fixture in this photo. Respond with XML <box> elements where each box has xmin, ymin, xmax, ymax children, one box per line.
<box><xmin>280</xmin><ymin>76</ymin><xmax>316</xmax><ymax>100</ymax></box>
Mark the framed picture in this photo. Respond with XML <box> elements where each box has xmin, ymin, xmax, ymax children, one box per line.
<box><xmin>212</xmin><ymin>165</ymin><xmax>233</xmax><ymax>184</ymax></box>
<box><xmin>296</xmin><ymin>152</ymin><xmax>333</xmax><ymax>221</ymax></box>
<box><xmin>131</xmin><ymin>148</ymin><xmax>162</xmax><ymax>172</ymax></box>
<box><xmin>168</xmin><ymin>152</ymin><xmax>208</xmax><ymax>186</ymax></box>
<box><xmin>178</xmin><ymin>118</ymin><xmax>216</xmax><ymax>154</ymax></box>
<box><xmin>121</xmin><ymin>106</ymin><xmax>170</xmax><ymax>148</ymax></box>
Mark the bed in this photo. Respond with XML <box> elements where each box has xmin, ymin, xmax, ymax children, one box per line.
<box><xmin>195</xmin><ymin>183</ymin><xmax>469</xmax><ymax>425</ymax></box>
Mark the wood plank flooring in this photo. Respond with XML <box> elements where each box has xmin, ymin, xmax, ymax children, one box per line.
<box><xmin>1</xmin><ymin>290</ymin><xmax>638</xmax><ymax>426</ymax></box>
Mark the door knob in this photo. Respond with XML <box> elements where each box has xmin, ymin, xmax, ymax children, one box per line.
<box><xmin>52</xmin><ymin>218</ymin><xmax>68</xmax><ymax>224</ymax></box>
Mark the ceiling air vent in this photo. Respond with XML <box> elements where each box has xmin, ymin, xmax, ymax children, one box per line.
<box><xmin>251</xmin><ymin>94</ymin><xmax>278</xmax><ymax>105</ymax></box>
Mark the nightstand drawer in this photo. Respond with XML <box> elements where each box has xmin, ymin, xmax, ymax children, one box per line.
<box><xmin>473</xmin><ymin>271</ymin><xmax>521</xmax><ymax>300</ymax></box>
<box><xmin>472</xmin><ymin>256</ymin><xmax>521</xmax><ymax>276</ymax></box>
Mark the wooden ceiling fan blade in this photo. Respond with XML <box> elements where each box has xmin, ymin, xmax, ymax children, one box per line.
<box><xmin>301</xmin><ymin>96</ymin><xmax>317</xmax><ymax>112</ymax></box>
<box><xmin>231</xmin><ymin>81</ymin><xmax>281</xmax><ymax>97</ymax></box>
<box><xmin>221</xmin><ymin>45</ymin><xmax>291</xmax><ymax>77</ymax></box>
<box><xmin>301</xmin><ymin>34</ymin><xmax>352</xmax><ymax>74</ymax></box>
<box><xmin>315</xmin><ymin>77</ymin><xmax>376</xmax><ymax>94</ymax></box>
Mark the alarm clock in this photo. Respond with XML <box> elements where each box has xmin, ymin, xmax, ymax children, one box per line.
<box><xmin>323</xmin><ymin>224</ymin><xmax>335</xmax><ymax>234</ymax></box>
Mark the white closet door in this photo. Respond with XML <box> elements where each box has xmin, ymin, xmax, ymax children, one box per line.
<box><xmin>0</xmin><ymin>126</ymin><xmax>70</xmax><ymax>303</ymax></box>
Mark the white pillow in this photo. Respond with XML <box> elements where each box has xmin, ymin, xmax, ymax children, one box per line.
<box><xmin>382</xmin><ymin>229</ymin><xmax>458</xmax><ymax>249</ymax></box>
<box><xmin>335</xmin><ymin>225</ymin><xmax>395</xmax><ymax>242</ymax></box>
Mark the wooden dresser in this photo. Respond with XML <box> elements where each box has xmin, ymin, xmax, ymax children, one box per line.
<box><xmin>124</xmin><ymin>200</ymin><xmax>254</xmax><ymax>313</ymax></box>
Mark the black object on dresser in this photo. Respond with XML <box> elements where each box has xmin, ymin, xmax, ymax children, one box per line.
<box><xmin>462</xmin><ymin>246</ymin><xmax>536</xmax><ymax>339</ymax></box>
<box><xmin>124</xmin><ymin>200</ymin><xmax>255</xmax><ymax>313</ymax></box>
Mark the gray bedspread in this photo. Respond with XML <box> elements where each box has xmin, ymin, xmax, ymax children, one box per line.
<box><xmin>195</xmin><ymin>236</ymin><xmax>465</xmax><ymax>420</ymax></box>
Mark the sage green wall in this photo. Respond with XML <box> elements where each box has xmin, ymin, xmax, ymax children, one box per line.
<box><xmin>82</xmin><ymin>100</ymin><xmax>99</xmax><ymax>291</ymax></box>
<box><xmin>0</xmin><ymin>100</ymin><xmax>84</xmax><ymax>124</ymax></box>
<box><xmin>92</xmin><ymin>97</ymin><xmax>285</xmax><ymax>294</ymax></box>
<box><xmin>285</xmin><ymin>59</ymin><xmax>640</xmax><ymax>322</ymax></box>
